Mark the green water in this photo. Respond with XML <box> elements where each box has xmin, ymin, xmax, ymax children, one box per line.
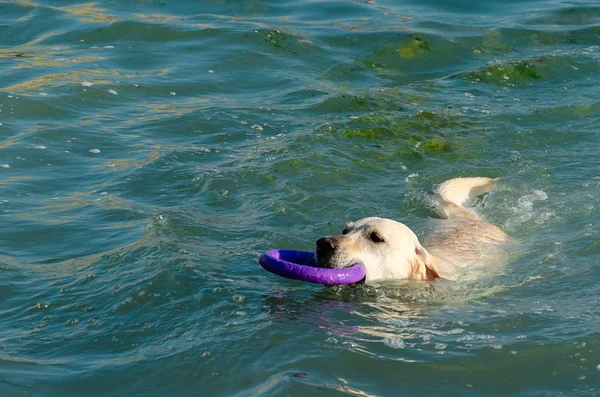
<box><xmin>1</xmin><ymin>0</ymin><xmax>599</xmax><ymax>395</ymax></box>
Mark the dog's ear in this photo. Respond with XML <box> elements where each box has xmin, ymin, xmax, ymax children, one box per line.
<box><xmin>414</xmin><ymin>246</ymin><xmax>441</xmax><ymax>281</ymax></box>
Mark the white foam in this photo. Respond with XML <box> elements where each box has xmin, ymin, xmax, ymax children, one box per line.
<box><xmin>457</xmin><ymin>334</ymin><xmax>495</xmax><ymax>342</ymax></box>
<box><xmin>383</xmin><ymin>337</ymin><xmax>406</xmax><ymax>349</ymax></box>
<box><xmin>503</xmin><ymin>188</ymin><xmax>552</xmax><ymax>231</ymax></box>
<box><xmin>405</xmin><ymin>173</ymin><xmax>419</xmax><ymax>182</ymax></box>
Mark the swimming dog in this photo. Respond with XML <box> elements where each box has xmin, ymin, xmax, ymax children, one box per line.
<box><xmin>315</xmin><ymin>177</ymin><xmax>507</xmax><ymax>282</ymax></box>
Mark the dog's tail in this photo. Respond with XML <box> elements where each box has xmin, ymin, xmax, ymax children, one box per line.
<box><xmin>432</xmin><ymin>177</ymin><xmax>499</xmax><ymax>220</ymax></box>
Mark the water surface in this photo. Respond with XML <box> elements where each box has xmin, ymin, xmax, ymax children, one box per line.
<box><xmin>1</xmin><ymin>0</ymin><xmax>599</xmax><ymax>395</ymax></box>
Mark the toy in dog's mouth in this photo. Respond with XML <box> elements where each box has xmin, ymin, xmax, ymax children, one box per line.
<box><xmin>259</xmin><ymin>249</ymin><xmax>366</xmax><ymax>286</ymax></box>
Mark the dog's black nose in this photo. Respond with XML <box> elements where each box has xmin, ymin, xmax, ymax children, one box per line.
<box><xmin>316</xmin><ymin>237</ymin><xmax>337</xmax><ymax>251</ymax></box>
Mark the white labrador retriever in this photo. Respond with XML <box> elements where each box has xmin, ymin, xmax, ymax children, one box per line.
<box><xmin>315</xmin><ymin>177</ymin><xmax>507</xmax><ymax>282</ymax></box>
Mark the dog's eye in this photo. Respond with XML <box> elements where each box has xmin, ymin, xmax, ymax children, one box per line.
<box><xmin>342</xmin><ymin>226</ymin><xmax>350</xmax><ymax>235</ymax></box>
<box><xmin>369</xmin><ymin>231</ymin><xmax>385</xmax><ymax>243</ymax></box>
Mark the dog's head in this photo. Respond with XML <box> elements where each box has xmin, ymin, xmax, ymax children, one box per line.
<box><xmin>315</xmin><ymin>217</ymin><xmax>440</xmax><ymax>282</ymax></box>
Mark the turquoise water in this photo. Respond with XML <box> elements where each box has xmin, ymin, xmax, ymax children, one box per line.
<box><xmin>1</xmin><ymin>0</ymin><xmax>599</xmax><ymax>395</ymax></box>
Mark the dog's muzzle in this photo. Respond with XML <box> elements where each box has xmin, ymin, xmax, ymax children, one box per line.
<box><xmin>315</xmin><ymin>237</ymin><xmax>366</xmax><ymax>286</ymax></box>
<box><xmin>315</xmin><ymin>237</ymin><xmax>339</xmax><ymax>268</ymax></box>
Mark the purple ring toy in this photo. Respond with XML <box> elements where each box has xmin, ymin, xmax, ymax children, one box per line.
<box><xmin>259</xmin><ymin>249</ymin><xmax>366</xmax><ymax>285</ymax></box>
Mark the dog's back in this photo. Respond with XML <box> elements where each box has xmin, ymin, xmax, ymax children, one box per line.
<box><xmin>425</xmin><ymin>177</ymin><xmax>508</xmax><ymax>279</ymax></box>
<box><xmin>432</xmin><ymin>177</ymin><xmax>499</xmax><ymax>220</ymax></box>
